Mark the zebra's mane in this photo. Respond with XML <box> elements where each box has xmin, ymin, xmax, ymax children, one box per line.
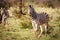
<box><xmin>30</xmin><ymin>7</ymin><xmax>37</xmax><ymax>19</ymax></box>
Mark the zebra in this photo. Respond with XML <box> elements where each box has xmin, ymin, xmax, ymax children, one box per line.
<box><xmin>28</xmin><ymin>5</ymin><xmax>49</xmax><ymax>37</ymax></box>
<box><xmin>2</xmin><ymin>8</ymin><xmax>9</xmax><ymax>26</ymax></box>
<box><xmin>0</xmin><ymin>8</ymin><xmax>2</xmax><ymax>24</ymax></box>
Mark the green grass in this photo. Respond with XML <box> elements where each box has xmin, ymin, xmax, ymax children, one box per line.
<box><xmin>0</xmin><ymin>5</ymin><xmax>60</xmax><ymax>40</ymax></box>
<box><xmin>1</xmin><ymin>29</ymin><xmax>34</xmax><ymax>40</ymax></box>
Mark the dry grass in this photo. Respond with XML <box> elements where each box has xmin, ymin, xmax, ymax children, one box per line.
<box><xmin>0</xmin><ymin>4</ymin><xmax>60</xmax><ymax>40</ymax></box>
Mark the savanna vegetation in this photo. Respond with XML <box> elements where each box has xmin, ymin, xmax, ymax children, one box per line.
<box><xmin>0</xmin><ymin>0</ymin><xmax>60</xmax><ymax>40</ymax></box>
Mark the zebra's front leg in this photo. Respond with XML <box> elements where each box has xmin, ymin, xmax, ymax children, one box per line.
<box><xmin>38</xmin><ymin>25</ymin><xmax>43</xmax><ymax>38</ymax></box>
<box><xmin>32</xmin><ymin>22</ymin><xmax>38</xmax><ymax>37</ymax></box>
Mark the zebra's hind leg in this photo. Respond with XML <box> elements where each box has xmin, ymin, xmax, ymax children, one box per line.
<box><xmin>45</xmin><ymin>23</ymin><xmax>48</xmax><ymax>36</ymax></box>
<box><xmin>38</xmin><ymin>25</ymin><xmax>43</xmax><ymax>38</ymax></box>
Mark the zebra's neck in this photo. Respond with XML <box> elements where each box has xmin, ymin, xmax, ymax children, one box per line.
<box><xmin>30</xmin><ymin>10</ymin><xmax>37</xmax><ymax>19</ymax></box>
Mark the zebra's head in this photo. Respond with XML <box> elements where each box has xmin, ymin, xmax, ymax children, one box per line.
<box><xmin>28</xmin><ymin>5</ymin><xmax>36</xmax><ymax>16</ymax></box>
<box><xmin>28</xmin><ymin>5</ymin><xmax>32</xmax><ymax>15</ymax></box>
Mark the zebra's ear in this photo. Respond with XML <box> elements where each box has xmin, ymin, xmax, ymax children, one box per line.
<box><xmin>29</xmin><ymin>5</ymin><xmax>31</xmax><ymax>7</ymax></box>
<box><xmin>28</xmin><ymin>5</ymin><xmax>33</xmax><ymax>8</ymax></box>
